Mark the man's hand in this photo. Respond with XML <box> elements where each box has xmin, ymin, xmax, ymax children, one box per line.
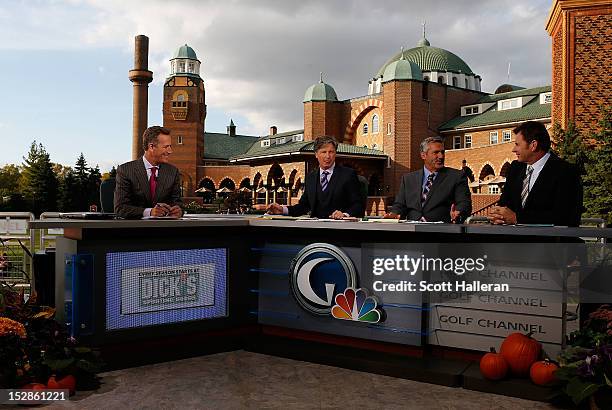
<box><xmin>450</xmin><ymin>203</ymin><xmax>461</xmax><ymax>223</ymax></box>
<box><xmin>489</xmin><ymin>206</ymin><xmax>517</xmax><ymax>225</ymax></box>
<box><xmin>329</xmin><ymin>210</ymin><xmax>346</xmax><ymax>219</ymax></box>
<box><xmin>168</xmin><ymin>205</ymin><xmax>182</xmax><ymax>218</ymax></box>
<box><xmin>383</xmin><ymin>212</ymin><xmax>401</xmax><ymax>219</ymax></box>
<box><xmin>151</xmin><ymin>203</ymin><xmax>171</xmax><ymax>217</ymax></box>
<box><xmin>266</xmin><ymin>203</ymin><xmax>284</xmax><ymax>215</ymax></box>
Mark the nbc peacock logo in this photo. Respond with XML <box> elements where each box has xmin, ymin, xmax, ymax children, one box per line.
<box><xmin>331</xmin><ymin>288</ymin><xmax>382</xmax><ymax>323</ymax></box>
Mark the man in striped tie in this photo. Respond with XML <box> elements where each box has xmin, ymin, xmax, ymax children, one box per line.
<box><xmin>489</xmin><ymin>121</ymin><xmax>582</xmax><ymax>226</ymax></box>
<box><xmin>266</xmin><ymin>136</ymin><xmax>364</xmax><ymax>219</ymax></box>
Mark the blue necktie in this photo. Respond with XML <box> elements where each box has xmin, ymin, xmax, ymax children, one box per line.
<box><xmin>321</xmin><ymin>171</ymin><xmax>329</xmax><ymax>191</ymax></box>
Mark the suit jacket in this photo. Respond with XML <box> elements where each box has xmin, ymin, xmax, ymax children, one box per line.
<box><xmin>288</xmin><ymin>165</ymin><xmax>365</xmax><ymax>218</ymax></box>
<box><xmin>114</xmin><ymin>159</ymin><xmax>182</xmax><ymax>219</ymax></box>
<box><xmin>498</xmin><ymin>153</ymin><xmax>583</xmax><ymax>226</ymax></box>
<box><xmin>390</xmin><ymin>167</ymin><xmax>472</xmax><ymax>222</ymax></box>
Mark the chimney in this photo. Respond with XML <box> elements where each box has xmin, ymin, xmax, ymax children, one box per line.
<box><xmin>269</xmin><ymin>126</ymin><xmax>277</xmax><ymax>135</ymax></box>
<box><xmin>128</xmin><ymin>35</ymin><xmax>153</xmax><ymax>159</ymax></box>
<box><xmin>227</xmin><ymin>119</ymin><xmax>236</xmax><ymax>137</ymax></box>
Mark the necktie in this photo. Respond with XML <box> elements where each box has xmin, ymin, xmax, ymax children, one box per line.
<box><xmin>320</xmin><ymin>171</ymin><xmax>330</xmax><ymax>191</ymax></box>
<box><xmin>422</xmin><ymin>173</ymin><xmax>436</xmax><ymax>204</ymax></box>
<box><xmin>150</xmin><ymin>166</ymin><xmax>158</xmax><ymax>201</ymax></box>
<box><xmin>521</xmin><ymin>165</ymin><xmax>534</xmax><ymax>208</ymax></box>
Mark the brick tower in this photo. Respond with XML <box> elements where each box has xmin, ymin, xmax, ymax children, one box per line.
<box><xmin>546</xmin><ymin>0</ymin><xmax>612</xmax><ymax>133</ymax></box>
<box><xmin>162</xmin><ymin>44</ymin><xmax>206</xmax><ymax>196</ymax></box>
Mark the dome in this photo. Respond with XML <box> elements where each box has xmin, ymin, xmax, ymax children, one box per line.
<box><xmin>376</xmin><ymin>37</ymin><xmax>474</xmax><ymax>78</ymax></box>
<box><xmin>381</xmin><ymin>54</ymin><xmax>423</xmax><ymax>83</ymax></box>
<box><xmin>303</xmin><ymin>77</ymin><xmax>338</xmax><ymax>102</ymax></box>
<box><xmin>173</xmin><ymin>44</ymin><xmax>199</xmax><ymax>61</ymax></box>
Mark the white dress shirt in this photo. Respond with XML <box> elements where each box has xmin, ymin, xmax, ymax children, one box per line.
<box><xmin>527</xmin><ymin>152</ymin><xmax>550</xmax><ymax>191</ymax></box>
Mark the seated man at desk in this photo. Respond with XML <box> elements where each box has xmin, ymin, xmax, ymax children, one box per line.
<box><xmin>114</xmin><ymin>126</ymin><xmax>183</xmax><ymax>219</ymax></box>
<box><xmin>489</xmin><ymin>121</ymin><xmax>583</xmax><ymax>226</ymax></box>
<box><xmin>265</xmin><ymin>135</ymin><xmax>364</xmax><ymax>219</ymax></box>
<box><xmin>385</xmin><ymin>136</ymin><xmax>472</xmax><ymax>222</ymax></box>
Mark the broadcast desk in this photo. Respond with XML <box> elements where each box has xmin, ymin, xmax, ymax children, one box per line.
<box><xmin>28</xmin><ymin>218</ymin><xmax>612</xmax><ymax>399</ymax></box>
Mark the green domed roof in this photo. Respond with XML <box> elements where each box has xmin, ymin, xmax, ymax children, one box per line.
<box><xmin>382</xmin><ymin>53</ymin><xmax>423</xmax><ymax>83</ymax></box>
<box><xmin>173</xmin><ymin>44</ymin><xmax>198</xmax><ymax>60</ymax></box>
<box><xmin>376</xmin><ymin>38</ymin><xmax>474</xmax><ymax>78</ymax></box>
<box><xmin>303</xmin><ymin>76</ymin><xmax>338</xmax><ymax>102</ymax></box>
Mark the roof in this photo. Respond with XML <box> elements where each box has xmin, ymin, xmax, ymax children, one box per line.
<box><xmin>376</xmin><ymin>37</ymin><xmax>475</xmax><ymax>78</ymax></box>
<box><xmin>203</xmin><ymin>132</ymin><xmax>259</xmax><ymax>160</ymax></box>
<box><xmin>382</xmin><ymin>55</ymin><xmax>423</xmax><ymax>83</ymax></box>
<box><xmin>173</xmin><ymin>44</ymin><xmax>199</xmax><ymax>61</ymax></box>
<box><xmin>230</xmin><ymin>130</ymin><xmax>387</xmax><ymax>161</ymax></box>
<box><xmin>439</xmin><ymin>86</ymin><xmax>551</xmax><ymax>131</ymax></box>
<box><xmin>303</xmin><ymin>81</ymin><xmax>338</xmax><ymax>102</ymax></box>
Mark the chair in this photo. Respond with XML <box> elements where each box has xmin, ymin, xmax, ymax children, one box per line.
<box><xmin>100</xmin><ymin>178</ymin><xmax>116</xmax><ymax>213</ymax></box>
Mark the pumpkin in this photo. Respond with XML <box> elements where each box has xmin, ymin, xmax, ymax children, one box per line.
<box><xmin>47</xmin><ymin>374</ymin><xmax>76</xmax><ymax>395</ymax></box>
<box><xmin>480</xmin><ymin>347</ymin><xmax>508</xmax><ymax>380</ymax></box>
<box><xmin>529</xmin><ymin>359</ymin><xmax>558</xmax><ymax>385</ymax></box>
<box><xmin>499</xmin><ymin>332</ymin><xmax>541</xmax><ymax>376</ymax></box>
<box><xmin>21</xmin><ymin>383</ymin><xmax>47</xmax><ymax>390</ymax></box>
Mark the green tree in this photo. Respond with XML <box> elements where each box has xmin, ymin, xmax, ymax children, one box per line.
<box><xmin>552</xmin><ymin>121</ymin><xmax>587</xmax><ymax>174</ymax></box>
<box><xmin>582</xmin><ymin>107</ymin><xmax>612</xmax><ymax>225</ymax></box>
<box><xmin>87</xmin><ymin>165</ymin><xmax>102</xmax><ymax>210</ymax></box>
<box><xmin>19</xmin><ymin>141</ymin><xmax>58</xmax><ymax>215</ymax></box>
<box><xmin>57</xmin><ymin>169</ymin><xmax>77</xmax><ymax>211</ymax></box>
<box><xmin>0</xmin><ymin>164</ymin><xmax>22</xmax><ymax>196</ymax></box>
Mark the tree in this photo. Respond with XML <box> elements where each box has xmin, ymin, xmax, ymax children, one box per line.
<box><xmin>57</xmin><ymin>169</ymin><xmax>77</xmax><ymax>211</ymax></box>
<box><xmin>0</xmin><ymin>164</ymin><xmax>22</xmax><ymax>196</ymax></box>
<box><xmin>582</xmin><ymin>107</ymin><xmax>612</xmax><ymax>225</ymax></box>
<box><xmin>552</xmin><ymin>121</ymin><xmax>587</xmax><ymax>175</ymax></box>
<box><xmin>87</xmin><ymin>165</ymin><xmax>102</xmax><ymax>210</ymax></box>
<box><xmin>19</xmin><ymin>141</ymin><xmax>58</xmax><ymax>215</ymax></box>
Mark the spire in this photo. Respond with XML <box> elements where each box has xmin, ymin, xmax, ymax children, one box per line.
<box><xmin>400</xmin><ymin>46</ymin><xmax>405</xmax><ymax>60</ymax></box>
<box><xmin>417</xmin><ymin>19</ymin><xmax>431</xmax><ymax>47</ymax></box>
<box><xmin>227</xmin><ymin>119</ymin><xmax>236</xmax><ymax>137</ymax></box>
<box><xmin>319</xmin><ymin>71</ymin><xmax>324</xmax><ymax>83</ymax></box>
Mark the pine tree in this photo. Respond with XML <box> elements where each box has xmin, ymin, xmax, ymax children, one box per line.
<box><xmin>87</xmin><ymin>165</ymin><xmax>102</xmax><ymax>210</ymax></box>
<box><xmin>582</xmin><ymin>107</ymin><xmax>612</xmax><ymax>225</ymax></box>
<box><xmin>57</xmin><ymin>169</ymin><xmax>77</xmax><ymax>211</ymax></box>
<box><xmin>20</xmin><ymin>141</ymin><xmax>58</xmax><ymax>215</ymax></box>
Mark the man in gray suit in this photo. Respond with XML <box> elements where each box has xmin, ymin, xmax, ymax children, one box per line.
<box><xmin>385</xmin><ymin>136</ymin><xmax>471</xmax><ymax>222</ymax></box>
<box><xmin>114</xmin><ymin>126</ymin><xmax>183</xmax><ymax>219</ymax></box>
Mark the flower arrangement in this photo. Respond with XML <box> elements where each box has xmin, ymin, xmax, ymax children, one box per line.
<box><xmin>0</xmin><ymin>282</ymin><xmax>103</xmax><ymax>391</ymax></box>
<box><xmin>556</xmin><ymin>305</ymin><xmax>612</xmax><ymax>408</ymax></box>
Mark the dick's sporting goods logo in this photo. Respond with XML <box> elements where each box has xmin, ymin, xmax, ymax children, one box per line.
<box><xmin>289</xmin><ymin>243</ymin><xmax>382</xmax><ymax>323</ymax></box>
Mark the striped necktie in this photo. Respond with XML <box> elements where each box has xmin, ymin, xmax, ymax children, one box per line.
<box><xmin>422</xmin><ymin>173</ymin><xmax>436</xmax><ymax>204</ymax></box>
<box><xmin>521</xmin><ymin>165</ymin><xmax>534</xmax><ymax>208</ymax></box>
<box><xmin>320</xmin><ymin>171</ymin><xmax>330</xmax><ymax>191</ymax></box>
<box><xmin>150</xmin><ymin>166</ymin><xmax>158</xmax><ymax>201</ymax></box>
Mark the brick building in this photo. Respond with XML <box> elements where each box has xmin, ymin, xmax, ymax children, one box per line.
<box><xmin>150</xmin><ymin>1</ymin><xmax>610</xmax><ymax>215</ymax></box>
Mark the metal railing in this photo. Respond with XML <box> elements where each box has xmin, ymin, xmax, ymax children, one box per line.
<box><xmin>0</xmin><ymin>212</ymin><xmax>35</xmax><ymax>287</ymax></box>
<box><xmin>39</xmin><ymin>212</ymin><xmax>63</xmax><ymax>250</ymax></box>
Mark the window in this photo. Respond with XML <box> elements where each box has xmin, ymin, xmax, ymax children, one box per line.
<box><xmin>502</xmin><ymin>130</ymin><xmax>511</xmax><ymax>142</ymax></box>
<box><xmin>423</xmin><ymin>76</ymin><xmax>429</xmax><ymax>82</ymax></box>
<box><xmin>177</xmin><ymin>135</ymin><xmax>183</xmax><ymax>145</ymax></box>
<box><xmin>387</xmin><ymin>123</ymin><xmax>392</xmax><ymax>135</ymax></box>
<box><xmin>540</xmin><ymin>92</ymin><xmax>552</xmax><ymax>104</ymax></box>
<box><xmin>372</xmin><ymin>115</ymin><xmax>379</xmax><ymax>133</ymax></box>
<box><xmin>463</xmin><ymin>105</ymin><xmax>479</xmax><ymax>116</ymax></box>
<box><xmin>490</xmin><ymin>131</ymin><xmax>499</xmax><ymax>144</ymax></box>
<box><xmin>465</xmin><ymin>107</ymin><xmax>472</xmax><ymax>115</ymax></box>
<box><xmin>293</xmin><ymin>134</ymin><xmax>304</xmax><ymax>142</ymax></box>
<box><xmin>438</xmin><ymin>76</ymin><xmax>445</xmax><ymax>84</ymax></box>
<box><xmin>453</xmin><ymin>136</ymin><xmax>461</xmax><ymax>149</ymax></box>
<box><xmin>465</xmin><ymin>79</ymin><xmax>469</xmax><ymax>88</ymax></box>
<box><xmin>275</xmin><ymin>137</ymin><xmax>286</xmax><ymax>144</ymax></box>
<box><xmin>261</xmin><ymin>140</ymin><xmax>270</xmax><ymax>147</ymax></box>
<box><xmin>499</xmin><ymin>98</ymin><xmax>520</xmax><ymax>110</ymax></box>
<box><xmin>363</xmin><ymin>123</ymin><xmax>368</xmax><ymax>135</ymax></box>
<box><xmin>452</xmin><ymin>77</ymin><xmax>458</xmax><ymax>87</ymax></box>
<box><xmin>178</xmin><ymin>61</ymin><xmax>185</xmax><ymax>72</ymax></box>
<box><xmin>171</xmin><ymin>62</ymin><xmax>175</xmax><ymax>74</ymax></box>
<box><xmin>472</xmin><ymin>106</ymin><xmax>479</xmax><ymax>114</ymax></box>
<box><xmin>422</xmin><ymin>81</ymin><xmax>429</xmax><ymax>100</ymax></box>
<box><xmin>488</xmin><ymin>185</ymin><xmax>500</xmax><ymax>194</ymax></box>
<box><xmin>465</xmin><ymin>135</ymin><xmax>472</xmax><ymax>148</ymax></box>
<box><xmin>187</xmin><ymin>63</ymin><xmax>194</xmax><ymax>73</ymax></box>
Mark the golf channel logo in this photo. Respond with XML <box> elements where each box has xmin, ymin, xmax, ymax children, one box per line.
<box><xmin>289</xmin><ymin>243</ymin><xmax>383</xmax><ymax>323</ymax></box>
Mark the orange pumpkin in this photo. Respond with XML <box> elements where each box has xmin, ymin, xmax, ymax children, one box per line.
<box><xmin>500</xmin><ymin>332</ymin><xmax>541</xmax><ymax>376</ymax></box>
<box><xmin>47</xmin><ymin>374</ymin><xmax>76</xmax><ymax>395</ymax></box>
<box><xmin>480</xmin><ymin>347</ymin><xmax>508</xmax><ymax>380</ymax></box>
<box><xmin>529</xmin><ymin>359</ymin><xmax>558</xmax><ymax>385</ymax></box>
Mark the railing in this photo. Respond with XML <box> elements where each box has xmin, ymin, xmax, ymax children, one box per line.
<box><xmin>39</xmin><ymin>212</ymin><xmax>63</xmax><ymax>250</ymax></box>
<box><xmin>0</xmin><ymin>212</ymin><xmax>35</xmax><ymax>287</ymax></box>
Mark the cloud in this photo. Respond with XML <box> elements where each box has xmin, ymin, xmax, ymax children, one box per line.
<box><xmin>1</xmin><ymin>0</ymin><xmax>553</xmax><ymax>136</ymax></box>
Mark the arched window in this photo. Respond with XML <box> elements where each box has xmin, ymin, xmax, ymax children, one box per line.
<box><xmin>178</xmin><ymin>61</ymin><xmax>185</xmax><ymax>72</ymax></box>
<box><xmin>187</xmin><ymin>62</ymin><xmax>194</xmax><ymax>73</ymax></box>
<box><xmin>465</xmin><ymin>79</ymin><xmax>469</xmax><ymax>88</ymax></box>
<box><xmin>372</xmin><ymin>114</ymin><xmax>379</xmax><ymax>133</ymax></box>
<box><xmin>387</xmin><ymin>123</ymin><xmax>392</xmax><ymax>135</ymax></box>
<box><xmin>452</xmin><ymin>77</ymin><xmax>458</xmax><ymax>87</ymax></box>
<box><xmin>438</xmin><ymin>76</ymin><xmax>445</xmax><ymax>84</ymax></box>
<box><xmin>362</xmin><ymin>123</ymin><xmax>368</xmax><ymax>135</ymax></box>
<box><xmin>423</xmin><ymin>76</ymin><xmax>429</xmax><ymax>82</ymax></box>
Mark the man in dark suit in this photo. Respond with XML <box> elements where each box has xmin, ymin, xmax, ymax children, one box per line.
<box><xmin>114</xmin><ymin>126</ymin><xmax>183</xmax><ymax>219</ymax></box>
<box><xmin>266</xmin><ymin>135</ymin><xmax>364</xmax><ymax>219</ymax></box>
<box><xmin>385</xmin><ymin>136</ymin><xmax>471</xmax><ymax>222</ymax></box>
<box><xmin>489</xmin><ymin>121</ymin><xmax>582</xmax><ymax>226</ymax></box>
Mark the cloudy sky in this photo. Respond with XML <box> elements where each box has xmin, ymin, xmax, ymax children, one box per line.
<box><xmin>1</xmin><ymin>0</ymin><xmax>553</xmax><ymax>171</ymax></box>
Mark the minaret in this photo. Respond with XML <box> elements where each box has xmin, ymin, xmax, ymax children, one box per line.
<box><xmin>128</xmin><ymin>35</ymin><xmax>153</xmax><ymax>160</ymax></box>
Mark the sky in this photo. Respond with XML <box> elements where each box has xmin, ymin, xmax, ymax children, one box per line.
<box><xmin>1</xmin><ymin>0</ymin><xmax>553</xmax><ymax>172</ymax></box>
